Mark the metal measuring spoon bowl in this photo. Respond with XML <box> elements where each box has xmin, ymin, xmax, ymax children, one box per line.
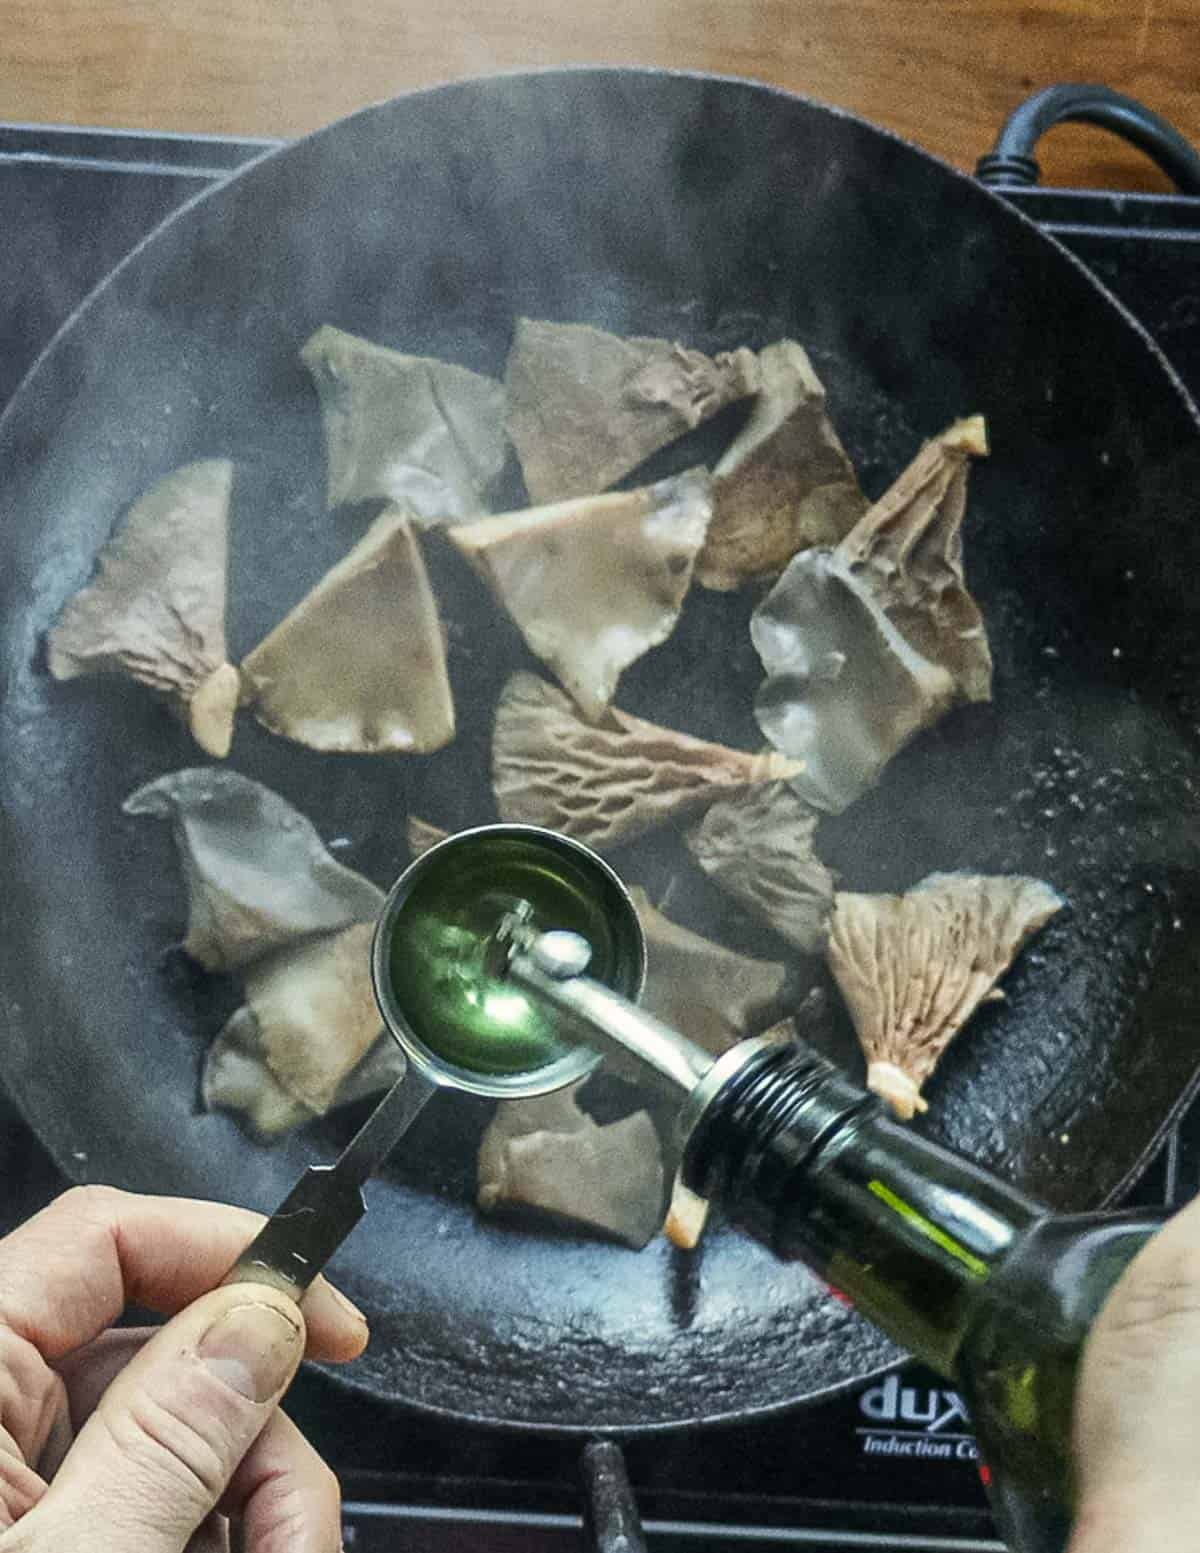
<box><xmin>224</xmin><ymin>824</ymin><xmax>645</xmax><ymax>1300</ymax></box>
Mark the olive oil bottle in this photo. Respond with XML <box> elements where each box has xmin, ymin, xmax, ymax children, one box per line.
<box><xmin>679</xmin><ymin>1041</ymin><xmax>1162</xmax><ymax>1553</ymax></box>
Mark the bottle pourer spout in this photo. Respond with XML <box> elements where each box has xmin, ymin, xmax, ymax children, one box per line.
<box><xmin>488</xmin><ymin>913</ymin><xmax>715</xmax><ymax>1102</ymax></box>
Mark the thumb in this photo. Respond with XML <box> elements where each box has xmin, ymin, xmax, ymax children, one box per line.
<box><xmin>23</xmin><ymin>1284</ymin><xmax>304</xmax><ymax>1552</ymax></box>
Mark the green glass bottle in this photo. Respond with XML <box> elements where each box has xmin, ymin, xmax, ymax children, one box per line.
<box><xmin>680</xmin><ymin>1041</ymin><xmax>1163</xmax><ymax>1553</ymax></box>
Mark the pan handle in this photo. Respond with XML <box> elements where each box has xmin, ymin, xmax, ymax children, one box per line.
<box><xmin>976</xmin><ymin>83</ymin><xmax>1200</xmax><ymax>193</ymax></box>
<box><xmin>580</xmin><ymin>1439</ymin><xmax>648</xmax><ymax>1553</ymax></box>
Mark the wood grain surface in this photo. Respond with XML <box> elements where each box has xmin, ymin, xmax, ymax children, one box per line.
<box><xmin>1</xmin><ymin>0</ymin><xmax>1196</xmax><ymax>191</ymax></box>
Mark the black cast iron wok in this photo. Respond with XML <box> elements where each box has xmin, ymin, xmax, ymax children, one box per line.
<box><xmin>3</xmin><ymin>68</ymin><xmax>1200</xmax><ymax>1434</ymax></box>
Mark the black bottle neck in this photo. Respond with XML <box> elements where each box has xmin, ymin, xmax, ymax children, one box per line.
<box><xmin>682</xmin><ymin>1042</ymin><xmax>1045</xmax><ymax>1377</ymax></box>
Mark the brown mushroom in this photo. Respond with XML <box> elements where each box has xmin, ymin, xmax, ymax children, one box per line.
<box><xmin>751</xmin><ymin>416</ymin><xmax>991</xmax><ymax>812</ymax></box>
<box><xmin>826</xmin><ymin>871</ymin><xmax>1064</xmax><ymax>1120</ymax></box>
<box><xmin>837</xmin><ymin>415</ymin><xmax>992</xmax><ymax>702</ymax></box>
<box><xmin>123</xmin><ymin>768</ymin><xmax>383</xmax><ymax>972</ymax></box>
<box><xmin>477</xmin><ymin>1084</ymin><xmax>665</xmax><ymax>1249</ymax></box>
<box><xmin>406</xmin><ymin>816</ymin><xmax>450</xmax><ymax>857</ymax></box>
<box><xmin>696</xmin><ymin>342</ymin><xmax>866</xmax><ymax>591</ymax></box>
<box><xmin>493</xmin><ymin>672</ymin><xmax>803</xmax><ymax>849</ymax></box>
<box><xmin>301</xmin><ymin>324</ymin><xmax>507</xmax><ymax>519</ymax></box>
<box><xmin>504</xmin><ymin>317</ymin><xmax>759</xmax><ymax>503</ymax></box>
<box><xmin>46</xmin><ymin>460</ymin><xmax>238</xmax><ymax>757</ymax></box>
<box><xmin>631</xmin><ymin>887</ymin><xmax>787</xmax><ymax>1055</ymax></box>
<box><xmin>451</xmin><ymin>469</ymin><xmax>713</xmax><ymax>720</ymax></box>
<box><xmin>687</xmin><ymin>781</ymin><xmax>834</xmax><ymax>954</ymax></box>
<box><xmin>202</xmin><ymin>922</ymin><xmax>389</xmax><ymax>1139</ymax></box>
<box><xmin>239</xmin><ymin>508</ymin><xmax>455</xmax><ymax>754</ymax></box>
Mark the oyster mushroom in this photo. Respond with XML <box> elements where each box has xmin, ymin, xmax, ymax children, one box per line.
<box><xmin>493</xmin><ymin>672</ymin><xmax>803</xmax><ymax>849</ymax></box>
<box><xmin>826</xmin><ymin>871</ymin><xmax>1064</xmax><ymax>1120</ymax></box>
<box><xmin>478</xmin><ymin>1084</ymin><xmax>665</xmax><ymax>1249</ymax></box>
<box><xmin>687</xmin><ymin>781</ymin><xmax>834</xmax><ymax>954</ymax></box>
<box><xmin>239</xmin><ymin>508</ymin><xmax>455</xmax><ymax>754</ymax></box>
<box><xmin>837</xmin><ymin>414</ymin><xmax>992</xmax><ymax>702</ymax></box>
<box><xmin>631</xmin><ymin>887</ymin><xmax>787</xmax><ymax>1055</ymax></box>
<box><xmin>46</xmin><ymin>460</ymin><xmax>238</xmax><ymax>757</ymax></box>
<box><xmin>406</xmin><ymin>816</ymin><xmax>450</xmax><ymax>858</ymax></box>
<box><xmin>124</xmin><ymin>768</ymin><xmax>383</xmax><ymax>972</ymax></box>
<box><xmin>203</xmin><ymin>921</ymin><xmax>388</xmax><ymax>1140</ymax></box>
<box><xmin>504</xmin><ymin>317</ymin><xmax>759</xmax><ymax>503</ymax></box>
<box><xmin>697</xmin><ymin>341</ymin><xmax>866</xmax><ymax>591</ymax></box>
<box><xmin>752</xmin><ymin>416</ymin><xmax>991</xmax><ymax>813</ymax></box>
<box><xmin>301</xmin><ymin>324</ymin><xmax>507</xmax><ymax>520</ymax></box>
<box><xmin>335</xmin><ymin>1033</ymin><xmax>408</xmax><ymax>1107</ymax></box>
<box><xmin>451</xmin><ymin>469</ymin><xmax>713</xmax><ymax>720</ymax></box>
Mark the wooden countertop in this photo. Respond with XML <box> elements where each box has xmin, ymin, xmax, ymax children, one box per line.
<box><xmin>3</xmin><ymin>0</ymin><xmax>1197</xmax><ymax>192</ymax></box>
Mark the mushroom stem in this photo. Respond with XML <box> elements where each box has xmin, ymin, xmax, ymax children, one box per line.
<box><xmin>867</xmin><ymin>1060</ymin><xmax>930</xmax><ymax>1121</ymax></box>
<box><xmin>188</xmin><ymin>661</ymin><xmax>240</xmax><ymax>758</ymax></box>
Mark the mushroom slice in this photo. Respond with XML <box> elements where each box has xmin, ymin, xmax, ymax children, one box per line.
<box><xmin>451</xmin><ymin>469</ymin><xmax>713</xmax><ymax>720</ymax></box>
<box><xmin>504</xmin><ymin>317</ymin><xmax>759</xmax><ymax>503</ymax></box>
<box><xmin>46</xmin><ymin>460</ymin><xmax>238</xmax><ymax>757</ymax></box>
<box><xmin>240</xmin><ymin>509</ymin><xmax>454</xmax><ymax>754</ymax></box>
<box><xmin>301</xmin><ymin>324</ymin><xmax>506</xmax><ymax>519</ymax></box>
<box><xmin>751</xmin><ymin>417</ymin><xmax>990</xmax><ymax>813</ymax></box>
<box><xmin>752</xmin><ymin>550</ymin><xmax>953</xmax><ymax>813</ymax></box>
<box><xmin>335</xmin><ymin>1033</ymin><xmax>408</xmax><ymax>1107</ymax></box>
<box><xmin>687</xmin><ymin>781</ymin><xmax>834</xmax><ymax>954</ymax></box>
<box><xmin>836</xmin><ymin>415</ymin><xmax>992</xmax><ymax>702</ymax></box>
<box><xmin>406</xmin><ymin>816</ymin><xmax>450</xmax><ymax>858</ymax></box>
<box><xmin>826</xmin><ymin>872</ymin><xmax>1064</xmax><ymax>1120</ymax></box>
<box><xmin>124</xmin><ymin>768</ymin><xmax>383</xmax><ymax>972</ymax></box>
<box><xmin>478</xmin><ymin>1085</ymin><xmax>665</xmax><ymax>1249</ymax></box>
<box><xmin>202</xmin><ymin>922</ymin><xmax>384</xmax><ymax>1139</ymax></box>
<box><xmin>205</xmin><ymin>1014</ymin><xmax>404</xmax><ymax>1142</ymax></box>
<box><xmin>697</xmin><ymin>342</ymin><xmax>866</xmax><ymax>591</ymax></box>
<box><xmin>493</xmin><ymin>672</ymin><xmax>803</xmax><ymax>849</ymax></box>
<box><xmin>631</xmin><ymin>887</ymin><xmax>787</xmax><ymax>1055</ymax></box>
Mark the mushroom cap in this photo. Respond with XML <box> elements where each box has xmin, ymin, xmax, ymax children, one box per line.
<box><xmin>46</xmin><ymin>459</ymin><xmax>236</xmax><ymax>755</ymax></box>
<box><xmin>477</xmin><ymin>1085</ymin><xmax>665</xmax><ymax>1249</ymax></box>
<box><xmin>751</xmin><ymin>415</ymin><xmax>991</xmax><ymax>813</ymax></box>
<box><xmin>451</xmin><ymin>468</ymin><xmax>713</xmax><ymax>721</ymax></box>
<box><xmin>752</xmin><ymin>549</ymin><xmax>954</xmax><ymax>813</ymax></box>
<box><xmin>836</xmin><ymin>416</ymin><xmax>992</xmax><ymax>704</ymax></box>
<box><xmin>698</xmin><ymin>341</ymin><xmax>866</xmax><ymax>591</ymax></box>
<box><xmin>203</xmin><ymin>922</ymin><xmax>383</xmax><ymax>1138</ymax></box>
<box><xmin>493</xmin><ymin>672</ymin><xmax>802</xmax><ymax>850</ymax></box>
<box><xmin>504</xmin><ymin>316</ymin><xmax>758</xmax><ymax>504</ymax></box>
<box><xmin>240</xmin><ymin>508</ymin><xmax>455</xmax><ymax>754</ymax></box>
<box><xmin>406</xmin><ymin>816</ymin><xmax>450</xmax><ymax>858</ymax></box>
<box><xmin>827</xmin><ymin>871</ymin><xmax>1064</xmax><ymax>1119</ymax></box>
<box><xmin>301</xmin><ymin>324</ymin><xmax>506</xmax><ymax>518</ymax></box>
<box><xmin>124</xmin><ymin>767</ymin><xmax>383</xmax><ymax>972</ymax></box>
<box><xmin>687</xmin><ymin>780</ymin><xmax>834</xmax><ymax>954</ymax></box>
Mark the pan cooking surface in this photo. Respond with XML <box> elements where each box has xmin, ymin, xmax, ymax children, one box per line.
<box><xmin>2</xmin><ymin>70</ymin><xmax>1200</xmax><ymax>1430</ymax></box>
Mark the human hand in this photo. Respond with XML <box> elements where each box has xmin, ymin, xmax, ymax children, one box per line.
<box><xmin>0</xmin><ymin>1185</ymin><xmax>368</xmax><ymax>1552</ymax></box>
<box><xmin>1070</xmin><ymin>1193</ymin><xmax>1200</xmax><ymax>1553</ymax></box>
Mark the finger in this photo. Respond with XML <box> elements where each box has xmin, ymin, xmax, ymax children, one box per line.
<box><xmin>54</xmin><ymin>1328</ymin><xmax>152</xmax><ymax>1424</ymax></box>
<box><xmin>1073</xmin><ymin>1198</ymin><xmax>1200</xmax><ymax>1533</ymax></box>
<box><xmin>0</xmin><ymin>1322</ymin><xmax>70</xmax><ymax>1467</ymax></box>
<box><xmin>187</xmin><ymin>1512</ymin><xmax>232</xmax><ymax>1553</ymax></box>
<box><xmin>0</xmin><ymin>1185</ymin><xmax>368</xmax><ymax>1362</ymax></box>
<box><xmin>0</xmin><ymin>1438</ymin><xmax>47</xmax><ymax>1531</ymax></box>
<box><xmin>219</xmin><ymin>1409</ymin><xmax>341</xmax><ymax>1553</ymax></box>
<box><xmin>18</xmin><ymin>1284</ymin><xmax>306</xmax><ymax>1553</ymax></box>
